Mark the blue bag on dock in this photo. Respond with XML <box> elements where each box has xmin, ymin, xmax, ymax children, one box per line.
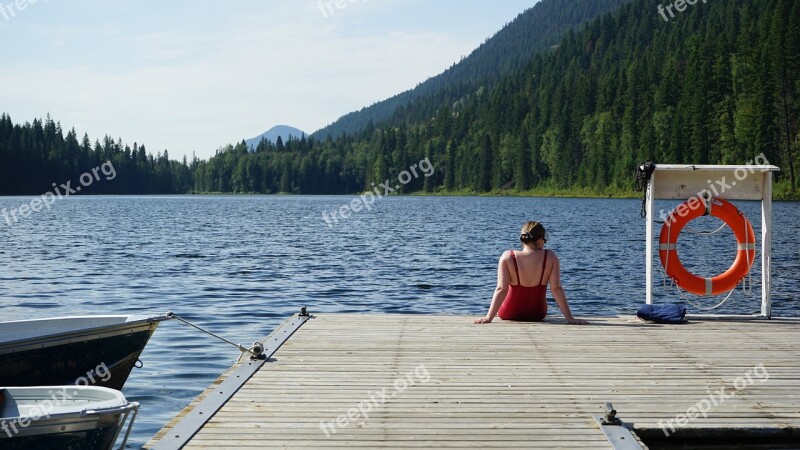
<box><xmin>636</xmin><ymin>304</ymin><xmax>686</xmax><ymax>324</ymax></box>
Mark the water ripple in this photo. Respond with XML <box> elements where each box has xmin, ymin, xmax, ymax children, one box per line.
<box><xmin>0</xmin><ymin>195</ymin><xmax>798</xmax><ymax>447</ymax></box>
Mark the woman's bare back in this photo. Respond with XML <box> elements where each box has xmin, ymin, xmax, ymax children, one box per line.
<box><xmin>508</xmin><ymin>249</ymin><xmax>553</xmax><ymax>287</ymax></box>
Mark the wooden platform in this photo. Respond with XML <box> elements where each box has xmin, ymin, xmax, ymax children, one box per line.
<box><xmin>146</xmin><ymin>314</ymin><xmax>800</xmax><ymax>449</ymax></box>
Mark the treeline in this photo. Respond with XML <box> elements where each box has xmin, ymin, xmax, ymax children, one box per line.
<box><xmin>0</xmin><ymin>114</ymin><xmax>191</xmax><ymax>195</ymax></box>
<box><xmin>1</xmin><ymin>0</ymin><xmax>798</xmax><ymax>196</ymax></box>
<box><xmin>193</xmin><ymin>130</ymin><xmax>435</xmax><ymax>194</ymax></box>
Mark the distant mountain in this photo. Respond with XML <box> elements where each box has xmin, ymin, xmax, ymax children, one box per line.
<box><xmin>187</xmin><ymin>0</ymin><xmax>797</xmax><ymax>197</ymax></box>
<box><xmin>312</xmin><ymin>0</ymin><xmax>629</xmax><ymax>139</ymax></box>
<box><xmin>245</xmin><ymin>125</ymin><xmax>306</xmax><ymax>149</ymax></box>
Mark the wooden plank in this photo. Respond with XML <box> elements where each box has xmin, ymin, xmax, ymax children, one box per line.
<box><xmin>146</xmin><ymin>314</ymin><xmax>800</xmax><ymax>449</ymax></box>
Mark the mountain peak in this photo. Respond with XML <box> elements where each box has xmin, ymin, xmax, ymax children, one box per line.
<box><xmin>246</xmin><ymin>125</ymin><xmax>307</xmax><ymax>149</ymax></box>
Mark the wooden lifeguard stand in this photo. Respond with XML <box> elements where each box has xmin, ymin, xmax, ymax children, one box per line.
<box><xmin>644</xmin><ymin>164</ymin><xmax>780</xmax><ymax>317</ymax></box>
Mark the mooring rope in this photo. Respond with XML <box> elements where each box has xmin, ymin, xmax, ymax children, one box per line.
<box><xmin>674</xmin><ymin>282</ymin><xmax>738</xmax><ymax>311</ymax></box>
<box><xmin>167</xmin><ymin>312</ymin><xmax>265</xmax><ymax>358</ymax></box>
<box><xmin>682</xmin><ymin>222</ymin><xmax>728</xmax><ymax>236</ymax></box>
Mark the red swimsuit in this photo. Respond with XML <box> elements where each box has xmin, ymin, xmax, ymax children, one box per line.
<box><xmin>497</xmin><ymin>250</ymin><xmax>548</xmax><ymax>321</ymax></box>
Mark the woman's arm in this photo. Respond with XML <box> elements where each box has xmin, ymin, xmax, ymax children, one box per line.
<box><xmin>474</xmin><ymin>252</ymin><xmax>511</xmax><ymax>324</ymax></box>
<box><xmin>548</xmin><ymin>252</ymin><xmax>589</xmax><ymax>325</ymax></box>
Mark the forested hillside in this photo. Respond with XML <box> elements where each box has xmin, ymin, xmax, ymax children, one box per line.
<box><xmin>1</xmin><ymin>0</ymin><xmax>798</xmax><ymax>197</ymax></box>
<box><xmin>314</xmin><ymin>0</ymin><xmax>629</xmax><ymax>139</ymax></box>
<box><xmin>194</xmin><ymin>0</ymin><xmax>799</xmax><ymax>195</ymax></box>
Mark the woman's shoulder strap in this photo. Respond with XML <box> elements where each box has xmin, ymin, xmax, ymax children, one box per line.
<box><xmin>539</xmin><ymin>250</ymin><xmax>549</xmax><ymax>285</ymax></box>
<box><xmin>509</xmin><ymin>250</ymin><xmax>520</xmax><ymax>282</ymax></box>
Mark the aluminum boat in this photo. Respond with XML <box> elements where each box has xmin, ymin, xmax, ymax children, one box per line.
<box><xmin>0</xmin><ymin>385</ymin><xmax>137</xmax><ymax>450</ymax></box>
<box><xmin>0</xmin><ymin>314</ymin><xmax>169</xmax><ymax>390</ymax></box>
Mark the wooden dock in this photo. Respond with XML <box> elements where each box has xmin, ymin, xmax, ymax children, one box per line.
<box><xmin>146</xmin><ymin>313</ymin><xmax>800</xmax><ymax>449</ymax></box>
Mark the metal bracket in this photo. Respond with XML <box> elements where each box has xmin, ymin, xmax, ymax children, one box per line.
<box><xmin>701</xmin><ymin>190</ymin><xmax>712</xmax><ymax>216</ymax></box>
<box><xmin>594</xmin><ymin>402</ymin><xmax>645</xmax><ymax>450</ymax></box>
<box><xmin>149</xmin><ymin>308</ymin><xmax>312</xmax><ymax>450</ymax></box>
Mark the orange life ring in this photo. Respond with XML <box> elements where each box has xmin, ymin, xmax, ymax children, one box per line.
<box><xmin>658</xmin><ymin>196</ymin><xmax>755</xmax><ymax>296</ymax></box>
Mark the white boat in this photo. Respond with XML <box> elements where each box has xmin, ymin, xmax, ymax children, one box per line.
<box><xmin>0</xmin><ymin>385</ymin><xmax>137</xmax><ymax>449</ymax></box>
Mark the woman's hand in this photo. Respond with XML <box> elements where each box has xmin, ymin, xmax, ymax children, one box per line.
<box><xmin>474</xmin><ymin>316</ymin><xmax>493</xmax><ymax>324</ymax></box>
<box><xmin>566</xmin><ymin>317</ymin><xmax>589</xmax><ymax>325</ymax></box>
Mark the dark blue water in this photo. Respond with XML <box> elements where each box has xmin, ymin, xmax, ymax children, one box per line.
<box><xmin>1</xmin><ymin>195</ymin><xmax>798</xmax><ymax>447</ymax></box>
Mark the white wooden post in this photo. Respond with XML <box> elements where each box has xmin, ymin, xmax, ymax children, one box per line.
<box><xmin>646</xmin><ymin>172</ymin><xmax>655</xmax><ymax>305</ymax></box>
<box><xmin>761</xmin><ymin>172</ymin><xmax>773</xmax><ymax>318</ymax></box>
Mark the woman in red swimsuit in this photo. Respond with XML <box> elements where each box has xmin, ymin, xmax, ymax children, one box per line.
<box><xmin>474</xmin><ymin>221</ymin><xmax>588</xmax><ymax>325</ymax></box>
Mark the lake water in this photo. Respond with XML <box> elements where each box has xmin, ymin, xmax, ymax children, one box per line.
<box><xmin>1</xmin><ymin>195</ymin><xmax>798</xmax><ymax>447</ymax></box>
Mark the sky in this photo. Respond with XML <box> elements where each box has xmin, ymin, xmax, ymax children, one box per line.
<box><xmin>0</xmin><ymin>0</ymin><xmax>536</xmax><ymax>161</ymax></box>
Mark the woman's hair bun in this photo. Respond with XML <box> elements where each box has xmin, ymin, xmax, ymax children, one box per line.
<box><xmin>520</xmin><ymin>221</ymin><xmax>546</xmax><ymax>244</ymax></box>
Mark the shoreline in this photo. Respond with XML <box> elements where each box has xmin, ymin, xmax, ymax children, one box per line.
<box><xmin>2</xmin><ymin>183</ymin><xmax>798</xmax><ymax>200</ymax></box>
